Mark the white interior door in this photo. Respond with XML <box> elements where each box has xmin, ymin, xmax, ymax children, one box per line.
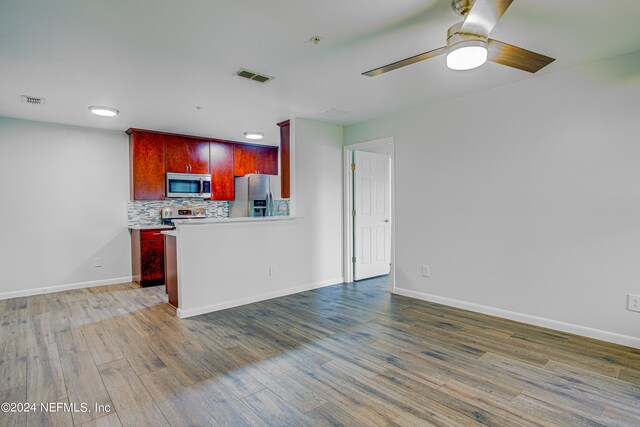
<box><xmin>354</xmin><ymin>151</ymin><xmax>391</xmax><ymax>280</ymax></box>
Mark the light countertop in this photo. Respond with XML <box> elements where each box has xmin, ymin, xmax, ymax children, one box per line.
<box><xmin>172</xmin><ymin>216</ymin><xmax>297</xmax><ymax>227</ymax></box>
<box><xmin>128</xmin><ymin>224</ymin><xmax>174</xmax><ymax>230</ymax></box>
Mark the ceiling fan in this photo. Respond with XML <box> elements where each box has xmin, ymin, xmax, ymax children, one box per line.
<box><xmin>363</xmin><ymin>0</ymin><xmax>555</xmax><ymax>77</ymax></box>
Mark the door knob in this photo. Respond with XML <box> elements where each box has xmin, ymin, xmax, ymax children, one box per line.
<box><xmin>384</xmin><ymin>219</ymin><xmax>389</xmax><ymax>223</ymax></box>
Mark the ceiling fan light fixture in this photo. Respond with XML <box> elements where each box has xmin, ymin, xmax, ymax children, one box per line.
<box><xmin>446</xmin><ymin>40</ymin><xmax>488</xmax><ymax>70</ymax></box>
<box><xmin>361</xmin><ymin>1</ymin><xmax>555</xmax><ymax>77</ymax></box>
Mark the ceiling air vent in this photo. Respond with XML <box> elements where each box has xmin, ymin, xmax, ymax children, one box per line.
<box><xmin>235</xmin><ymin>68</ymin><xmax>274</xmax><ymax>83</ymax></box>
<box><xmin>21</xmin><ymin>95</ymin><xmax>46</xmax><ymax>105</ymax></box>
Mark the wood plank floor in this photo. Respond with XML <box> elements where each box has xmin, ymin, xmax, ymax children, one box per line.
<box><xmin>1</xmin><ymin>276</ymin><xmax>639</xmax><ymax>426</ymax></box>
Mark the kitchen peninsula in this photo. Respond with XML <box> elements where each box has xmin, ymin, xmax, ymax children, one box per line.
<box><xmin>163</xmin><ymin>216</ymin><xmax>308</xmax><ymax>318</ymax></box>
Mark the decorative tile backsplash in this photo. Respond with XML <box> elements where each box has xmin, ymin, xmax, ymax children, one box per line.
<box><xmin>272</xmin><ymin>200</ymin><xmax>290</xmax><ymax>216</ymax></box>
<box><xmin>127</xmin><ymin>200</ymin><xmax>229</xmax><ymax>226</ymax></box>
<box><xmin>127</xmin><ymin>199</ymin><xmax>290</xmax><ymax>226</ymax></box>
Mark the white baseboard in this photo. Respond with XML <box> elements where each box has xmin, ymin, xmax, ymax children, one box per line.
<box><xmin>0</xmin><ymin>276</ymin><xmax>133</xmax><ymax>300</ymax></box>
<box><xmin>177</xmin><ymin>277</ymin><xmax>344</xmax><ymax>319</ymax></box>
<box><xmin>394</xmin><ymin>287</ymin><xmax>640</xmax><ymax>350</ymax></box>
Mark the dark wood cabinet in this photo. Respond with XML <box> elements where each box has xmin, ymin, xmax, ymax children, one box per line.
<box><xmin>258</xmin><ymin>146</ymin><xmax>278</xmax><ymax>175</ymax></box>
<box><xmin>131</xmin><ymin>228</ymin><xmax>166</xmax><ymax>287</ymax></box>
<box><xmin>164</xmin><ymin>234</ymin><xmax>178</xmax><ymax>308</ymax></box>
<box><xmin>128</xmin><ymin>128</ymin><xmax>279</xmax><ymax>201</ymax></box>
<box><xmin>210</xmin><ymin>141</ymin><xmax>234</xmax><ymax>200</ymax></box>
<box><xmin>165</xmin><ymin>136</ymin><xmax>210</xmax><ymax>174</ymax></box>
<box><xmin>277</xmin><ymin>120</ymin><xmax>290</xmax><ymax>198</ymax></box>
<box><xmin>128</xmin><ymin>131</ymin><xmax>165</xmax><ymax>200</ymax></box>
<box><xmin>233</xmin><ymin>145</ymin><xmax>257</xmax><ymax>176</ymax></box>
<box><xmin>234</xmin><ymin>145</ymin><xmax>278</xmax><ymax>176</ymax></box>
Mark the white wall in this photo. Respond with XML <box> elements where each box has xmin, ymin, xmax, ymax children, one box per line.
<box><xmin>176</xmin><ymin>118</ymin><xmax>344</xmax><ymax>317</ymax></box>
<box><xmin>345</xmin><ymin>51</ymin><xmax>640</xmax><ymax>345</ymax></box>
<box><xmin>0</xmin><ymin>117</ymin><xmax>131</xmax><ymax>298</ymax></box>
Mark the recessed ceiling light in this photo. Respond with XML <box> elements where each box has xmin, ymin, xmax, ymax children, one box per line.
<box><xmin>244</xmin><ymin>131</ymin><xmax>264</xmax><ymax>140</ymax></box>
<box><xmin>89</xmin><ymin>106</ymin><xmax>119</xmax><ymax>117</ymax></box>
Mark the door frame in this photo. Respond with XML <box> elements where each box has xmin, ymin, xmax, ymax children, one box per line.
<box><xmin>343</xmin><ymin>137</ymin><xmax>396</xmax><ymax>293</ymax></box>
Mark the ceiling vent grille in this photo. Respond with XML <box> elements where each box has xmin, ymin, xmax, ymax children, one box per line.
<box><xmin>21</xmin><ymin>95</ymin><xmax>46</xmax><ymax>105</ymax></box>
<box><xmin>235</xmin><ymin>68</ymin><xmax>274</xmax><ymax>83</ymax></box>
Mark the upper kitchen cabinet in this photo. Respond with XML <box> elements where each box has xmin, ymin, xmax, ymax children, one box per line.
<box><xmin>234</xmin><ymin>144</ymin><xmax>278</xmax><ymax>176</ymax></box>
<box><xmin>258</xmin><ymin>146</ymin><xmax>278</xmax><ymax>175</ymax></box>
<box><xmin>165</xmin><ymin>136</ymin><xmax>210</xmax><ymax>174</ymax></box>
<box><xmin>210</xmin><ymin>141</ymin><xmax>234</xmax><ymax>200</ymax></box>
<box><xmin>128</xmin><ymin>130</ymin><xmax>166</xmax><ymax>200</ymax></box>
<box><xmin>233</xmin><ymin>145</ymin><xmax>257</xmax><ymax>176</ymax></box>
<box><xmin>277</xmin><ymin>120</ymin><xmax>290</xmax><ymax>198</ymax></box>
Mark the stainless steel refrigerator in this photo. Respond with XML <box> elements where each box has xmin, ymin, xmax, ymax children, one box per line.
<box><xmin>230</xmin><ymin>174</ymin><xmax>282</xmax><ymax>217</ymax></box>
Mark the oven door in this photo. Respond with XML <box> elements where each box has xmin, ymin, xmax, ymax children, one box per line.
<box><xmin>166</xmin><ymin>173</ymin><xmax>212</xmax><ymax>198</ymax></box>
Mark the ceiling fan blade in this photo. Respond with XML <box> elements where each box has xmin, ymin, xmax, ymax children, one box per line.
<box><xmin>362</xmin><ymin>46</ymin><xmax>446</xmax><ymax>77</ymax></box>
<box><xmin>460</xmin><ymin>0</ymin><xmax>513</xmax><ymax>37</ymax></box>
<box><xmin>488</xmin><ymin>39</ymin><xmax>555</xmax><ymax>73</ymax></box>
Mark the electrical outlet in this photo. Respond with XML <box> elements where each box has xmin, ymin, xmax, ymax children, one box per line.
<box><xmin>93</xmin><ymin>257</ymin><xmax>103</xmax><ymax>268</ymax></box>
<box><xmin>422</xmin><ymin>264</ymin><xmax>430</xmax><ymax>278</ymax></box>
<box><xmin>629</xmin><ymin>294</ymin><xmax>640</xmax><ymax>312</ymax></box>
<box><xmin>269</xmin><ymin>265</ymin><xmax>277</xmax><ymax>276</ymax></box>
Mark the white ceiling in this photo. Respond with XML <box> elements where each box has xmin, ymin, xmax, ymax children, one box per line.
<box><xmin>1</xmin><ymin>0</ymin><xmax>639</xmax><ymax>146</ymax></box>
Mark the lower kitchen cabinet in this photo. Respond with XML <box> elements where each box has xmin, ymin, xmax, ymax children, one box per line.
<box><xmin>131</xmin><ymin>229</ymin><xmax>166</xmax><ymax>287</ymax></box>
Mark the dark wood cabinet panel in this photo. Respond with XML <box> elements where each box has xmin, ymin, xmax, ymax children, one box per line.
<box><xmin>165</xmin><ymin>136</ymin><xmax>190</xmax><ymax>173</ymax></box>
<box><xmin>234</xmin><ymin>145</ymin><xmax>257</xmax><ymax>176</ymax></box>
<box><xmin>278</xmin><ymin>120</ymin><xmax>290</xmax><ymax>198</ymax></box>
<box><xmin>129</xmin><ymin>131</ymin><xmax>165</xmax><ymax>200</ymax></box>
<box><xmin>210</xmin><ymin>141</ymin><xmax>234</xmax><ymax>200</ymax></box>
<box><xmin>131</xmin><ymin>229</ymin><xmax>165</xmax><ymax>287</ymax></box>
<box><xmin>257</xmin><ymin>146</ymin><xmax>278</xmax><ymax>175</ymax></box>
<box><xmin>234</xmin><ymin>144</ymin><xmax>278</xmax><ymax>176</ymax></box>
<box><xmin>164</xmin><ymin>235</ymin><xmax>178</xmax><ymax>308</ymax></box>
<box><xmin>140</xmin><ymin>230</ymin><xmax>165</xmax><ymax>241</ymax></box>
<box><xmin>166</xmin><ymin>136</ymin><xmax>210</xmax><ymax>174</ymax></box>
<box><xmin>141</xmin><ymin>240</ymin><xmax>165</xmax><ymax>282</ymax></box>
<box><xmin>188</xmin><ymin>141</ymin><xmax>211</xmax><ymax>174</ymax></box>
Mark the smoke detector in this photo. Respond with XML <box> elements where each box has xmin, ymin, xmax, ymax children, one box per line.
<box><xmin>235</xmin><ymin>68</ymin><xmax>275</xmax><ymax>83</ymax></box>
<box><xmin>21</xmin><ymin>95</ymin><xmax>46</xmax><ymax>105</ymax></box>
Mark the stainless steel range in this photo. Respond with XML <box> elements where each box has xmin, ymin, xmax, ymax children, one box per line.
<box><xmin>161</xmin><ymin>206</ymin><xmax>206</xmax><ymax>226</ymax></box>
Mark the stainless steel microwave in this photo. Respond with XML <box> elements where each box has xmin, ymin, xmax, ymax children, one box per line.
<box><xmin>166</xmin><ymin>173</ymin><xmax>212</xmax><ymax>198</ymax></box>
